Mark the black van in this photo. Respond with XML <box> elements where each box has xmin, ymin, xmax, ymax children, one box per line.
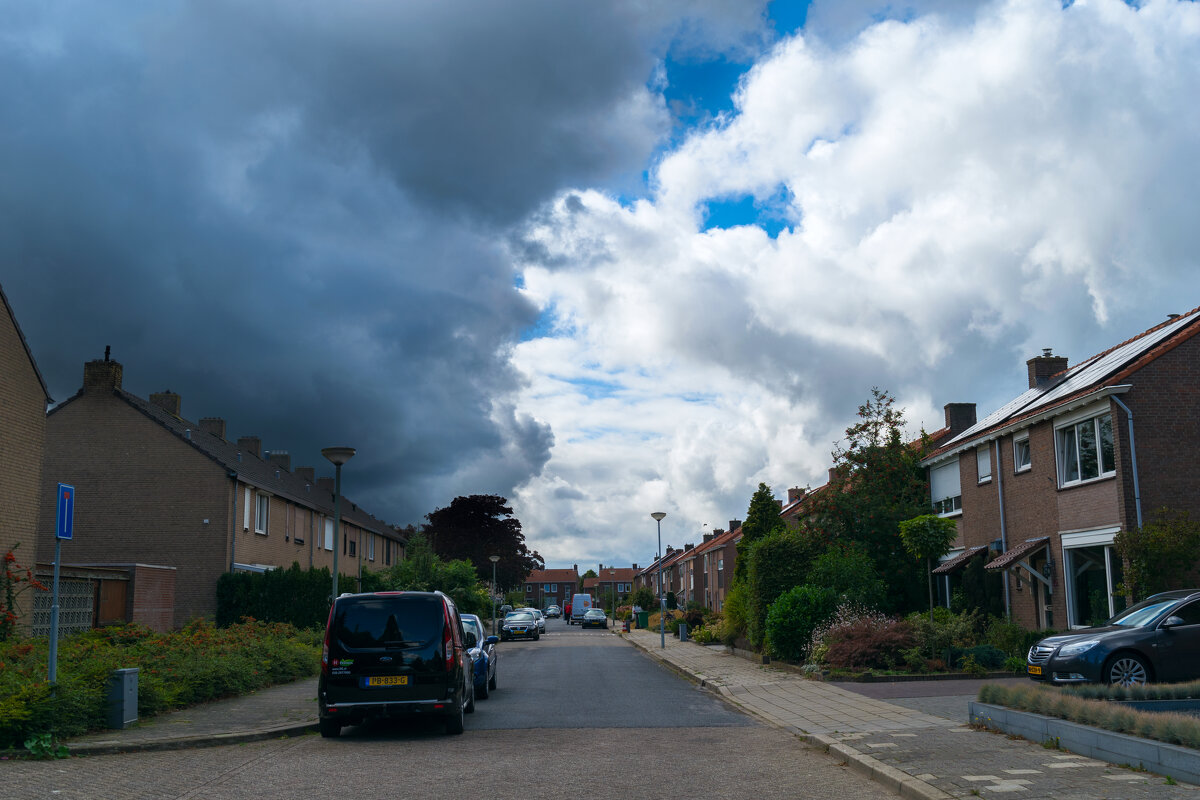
<box><xmin>318</xmin><ymin>590</ymin><xmax>475</xmax><ymax>737</ymax></box>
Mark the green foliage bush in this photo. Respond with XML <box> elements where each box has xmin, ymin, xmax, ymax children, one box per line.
<box><xmin>747</xmin><ymin>529</ymin><xmax>825</xmax><ymax>648</ymax></box>
<box><xmin>0</xmin><ymin>620</ymin><xmax>318</xmax><ymax>749</ymax></box>
<box><xmin>630</xmin><ymin>586</ymin><xmax>655</xmax><ymax>611</ymax></box>
<box><xmin>906</xmin><ymin>606</ymin><xmax>984</xmax><ymax>657</ymax></box>
<box><xmin>807</xmin><ymin>543</ymin><xmax>886</xmax><ymax>609</ymax></box>
<box><xmin>821</xmin><ymin>615</ymin><xmax>914</xmax><ymax>671</ymax></box>
<box><xmin>216</xmin><ymin>563</ymin><xmax>333</xmax><ymax>629</ymax></box>
<box><xmin>764</xmin><ymin>584</ymin><xmax>838</xmax><ymax>662</ymax></box>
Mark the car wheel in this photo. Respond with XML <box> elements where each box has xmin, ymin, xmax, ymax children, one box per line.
<box><xmin>445</xmin><ymin>699</ymin><xmax>465</xmax><ymax>735</ymax></box>
<box><xmin>1106</xmin><ymin>652</ymin><xmax>1152</xmax><ymax>686</ymax></box>
<box><xmin>465</xmin><ymin>684</ymin><xmax>476</xmax><ymax>714</ymax></box>
<box><xmin>319</xmin><ymin>718</ymin><xmax>341</xmax><ymax>739</ymax></box>
<box><xmin>534</xmin><ymin>631</ymin><xmax>540</xmax><ymax>640</ymax></box>
<box><xmin>478</xmin><ymin>678</ymin><xmax>489</xmax><ymax>699</ymax></box>
<box><xmin>488</xmin><ymin>670</ymin><xmax>497</xmax><ymax>691</ymax></box>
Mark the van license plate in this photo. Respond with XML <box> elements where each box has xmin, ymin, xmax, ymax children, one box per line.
<box><xmin>367</xmin><ymin>676</ymin><xmax>408</xmax><ymax>687</ymax></box>
<box><xmin>1026</xmin><ymin>665</ymin><xmax>1042</xmax><ymax>676</ymax></box>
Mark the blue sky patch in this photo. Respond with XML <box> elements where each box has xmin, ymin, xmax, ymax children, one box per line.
<box><xmin>701</xmin><ymin>192</ymin><xmax>792</xmax><ymax>238</ymax></box>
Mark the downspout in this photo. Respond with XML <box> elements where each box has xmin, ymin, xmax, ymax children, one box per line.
<box><xmin>228</xmin><ymin>472</ymin><xmax>238</xmax><ymax>572</ymax></box>
<box><xmin>1110</xmin><ymin>396</ymin><xmax>1143</xmax><ymax>529</ymax></box>
<box><xmin>994</xmin><ymin>440</ymin><xmax>1011</xmax><ymax>619</ymax></box>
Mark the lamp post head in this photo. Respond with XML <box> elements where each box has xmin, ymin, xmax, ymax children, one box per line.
<box><xmin>651</xmin><ymin>512</ymin><xmax>666</xmax><ymax>522</ymax></box>
<box><xmin>321</xmin><ymin>446</ymin><xmax>356</xmax><ymax>466</ymax></box>
<box><xmin>489</xmin><ymin>555</ymin><xmax>500</xmax><ymax>563</ymax></box>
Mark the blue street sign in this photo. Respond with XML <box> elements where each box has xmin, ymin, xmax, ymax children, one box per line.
<box><xmin>56</xmin><ymin>483</ymin><xmax>75</xmax><ymax>540</ymax></box>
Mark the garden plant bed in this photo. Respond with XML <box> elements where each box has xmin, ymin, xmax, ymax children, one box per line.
<box><xmin>970</xmin><ymin>701</ymin><xmax>1200</xmax><ymax>785</ymax></box>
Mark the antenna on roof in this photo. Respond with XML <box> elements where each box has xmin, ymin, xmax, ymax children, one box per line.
<box><xmin>104</xmin><ymin>345</ymin><xmax>111</xmax><ymax>362</ymax></box>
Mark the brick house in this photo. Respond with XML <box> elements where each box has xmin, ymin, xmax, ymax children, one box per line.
<box><xmin>523</xmin><ymin>567</ymin><xmax>580</xmax><ymax>609</ymax></box>
<box><xmin>38</xmin><ymin>355</ymin><xmax>405</xmax><ymax>628</ymax></box>
<box><xmin>591</xmin><ymin>564</ymin><xmax>638</xmax><ymax>607</ymax></box>
<box><xmin>922</xmin><ymin>309</ymin><xmax>1200</xmax><ymax>631</ymax></box>
<box><xmin>0</xmin><ymin>283</ymin><xmax>52</xmax><ymax>634</ymax></box>
<box><xmin>695</xmin><ymin>524</ymin><xmax>740</xmax><ymax>612</ymax></box>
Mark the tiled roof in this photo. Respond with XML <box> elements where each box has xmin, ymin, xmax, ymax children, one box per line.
<box><xmin>928</xmin><ymin>307</ymin><xmax>1200</xmax><ymax>463</ymax></box>
<box><xmin>932</xmin><ymin>545</ymin><xmax>988</xmax><ymax>575</ymax></box>
<box><xmin>525</xmin><ymin>568</ymin><xmax>579</xmax><ymax>584</ymax></box>
<box><xmin>985</xmin><ymin>538</ymin><xmax>1049</xmax><ymax>570</ymax></box>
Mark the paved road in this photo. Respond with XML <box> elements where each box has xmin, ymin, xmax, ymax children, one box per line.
<box><xmin>5</xmin><ymin>618</ymin><xmax>896</xmax><ymax>800</ymax></box>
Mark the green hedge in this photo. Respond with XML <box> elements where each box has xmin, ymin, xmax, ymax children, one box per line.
<box><xmin>0</xmin><ymin>620</ymin><xmax>319</xmax><ymax>749</ymax></box>
<box><xmin>746</xmin><ymin>529</ymin><xmax>823</xmax><ymax>648</ymax></box>
<box><xmin>216</xmin><ymin>563</ymin><xmax>333</xmax><ymax>628</ymax></box>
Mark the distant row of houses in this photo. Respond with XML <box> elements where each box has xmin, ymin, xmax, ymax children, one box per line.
<box><xmin>0</xmin><ymin>282</ymin><xmax>407</xmax><ymax>636</ymax></box>
<box><xmin>630</xmin><ymin>307</ymin><xmax>1200</xmax><ymax>633</ymax></box>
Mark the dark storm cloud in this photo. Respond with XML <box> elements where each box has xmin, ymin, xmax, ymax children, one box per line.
<box><xmin>0</xmin><ymin>0</ymin><xmax>727</xmax><ymax>525</ymax></box>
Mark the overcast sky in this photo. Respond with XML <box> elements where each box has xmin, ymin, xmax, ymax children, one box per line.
<box><xmin>4</xmin><ymin>0</ymin><xmax>1199</xmax><ymax>571</ymax></box>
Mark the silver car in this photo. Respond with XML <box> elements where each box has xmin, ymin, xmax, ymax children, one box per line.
<box><xmin>519</xmin><ymin>607</ymin><xmax>546</xmax><ymax>633</ymax></box>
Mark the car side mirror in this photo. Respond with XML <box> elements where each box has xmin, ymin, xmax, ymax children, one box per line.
<box><xmin>1162</xmin><ymin>615</ymin><xmax>1186</xmax><ymax>629</ymax></box>
<box><xmin>464</xmin><ymin>632</ymin><xmax>477</xmax><ymax>647</ymax></box>
<box><xmin>486</xmin><ymin>636</ymin><xmax>499</xmax><ymax>645</ymax></box>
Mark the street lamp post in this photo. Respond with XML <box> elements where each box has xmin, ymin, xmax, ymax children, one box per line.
<box><xmin>651</xmin><ymin>511</ymin><xmax>666</xmax><ymax>648</ymax></box>
<box><xmin>609</xmin><ymin>569</ymin><xmax>617</xmax><ymax>621</ymax></box>
<box><xmin>322</xmin><ymin>446</ymin><xmax>356</xmax><ymax>601</ymax></box>
<box><xmin>489</xmin><ymin>555</ymin><xmax>500</xmax><ymax>635</ymax></box>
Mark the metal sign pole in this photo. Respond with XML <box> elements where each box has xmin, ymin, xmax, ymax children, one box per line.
<box><xmin>49</xmin><ymin>483</ymin><xmax>75</xmax><ymax>685</ymax></box>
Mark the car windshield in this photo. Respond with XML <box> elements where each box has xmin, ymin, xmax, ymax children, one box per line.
<box><xmin>1106</xmin><ymin>597</ymin><xmax>1181</xmax><ymax>627</ymax></box>
<box><xmin>506</xmin><ymin>612</ymin><xmax>534</xmax><ymax>622</ymax></box>
<box><xmin>462</xmin><ymin>618</ymin><xmax>482</xmax><ymax>639</ymax></box>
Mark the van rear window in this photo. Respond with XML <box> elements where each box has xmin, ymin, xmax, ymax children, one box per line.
<box><xmin>334</xmin><ymin>596</ymin><xmax>441</xmax><ymax>650</ymax></box>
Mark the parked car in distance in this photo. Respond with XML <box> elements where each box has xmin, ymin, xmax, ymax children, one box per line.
<box><xmin>318</xmin><ymin>590</ymin><xmax>475</xmax><ymax>738</ymax></box>
<box><xmin>501</xmin><ymin>611</ymin><xmax>540</xmax><ymax>641</ymax></box>
<box><xmin>544</xmin><ymin>605</ymin><xmax>562</xmax><ymax>618</ymax></box>
<box><xmin>580</xmin><ymin>608</ymin><xmax>608</xmax><ymax>629</ymax></box>
<box><xmin>518</xmin><ymin>607</ymin><xmax>546</xmax><ymax>633</ymax></box>
<box><xmin>1026</xmin><ymin>589</ymin><xmax>1200</xmax><ymax>686</ymax></box>
<box><xmin>460</xmin><ymin>613</ymin><xmax>499</xmax><ymax>699</ymax></box>
<box><xmin>499</xmin><ymin>604</ymin><xmax>513</xmax><ymax>615</ymax></box>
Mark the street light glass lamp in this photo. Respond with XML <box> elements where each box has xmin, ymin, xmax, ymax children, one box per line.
<box><xmin>322</xmin><ymin>447</ymin><xmax>357</xmax><ymax>600</ymax></box>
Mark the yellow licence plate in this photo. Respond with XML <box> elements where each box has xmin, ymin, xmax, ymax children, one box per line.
<box><xmin>1027</xmin><ymin>665</ymin><xmax>1042</xmax><ymax>676</ymax></box>
<box><xmin>367</xmin><ymin>676</ymin><xmax>409</xmax><ymax>687</ymax></box>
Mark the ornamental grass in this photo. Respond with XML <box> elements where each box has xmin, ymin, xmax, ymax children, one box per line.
<box><xmin>977</xmin><ymin>681</ymin><xmax>1200</xmax><ymax>750</ymax></box>
<box><xmin>0</xmin><ymin>618</ymin><xmax>319</xmax><ymax>749</ymax></box>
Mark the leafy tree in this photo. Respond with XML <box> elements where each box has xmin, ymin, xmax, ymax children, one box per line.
<box><xmin>807</xmin><ymin>542</ymin><xmax>886</xmax><ymax>609</ymax></box>
<box><xmin>735</xmin><ymin>483</ymin><xmax>786</xmax><ymax>581</ymax></box>
<box><xmin>380</xmin><ymin>532</ymin><xmax>490</xmax><ymax>615</ymax></box>
<box><xmin>898</xmin><ymin>514</ymin><xmax>958</xmax><ymax>621</ymax></box>
<box><xmin>581</xmin><ymin>568</ymin><xmax>597</xmax><ymax>580</ymax></box>
<box><xmin>631</xmin><ymin>585</ymin><xmax>655</xmax><ymax>610</ymax></box>
<box><xmin>1114</xmin><ymin>508</ymin><xmax>1200</xmax><ymax>601</ymax></box>
<box><xmin>805</xmin><ymin>388</ymin><xmax>931</xmax><ymax>612</ymax></box>
<box><xmin>424</xmin><ymin>495</ymin><xmax>544</xmax><ymax>590</ymax></box>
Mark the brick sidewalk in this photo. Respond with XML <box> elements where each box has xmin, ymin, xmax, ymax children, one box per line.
<box><xmin>624</xmin><ymin>628</ymin><xmax>1197</xmax><ymax>799</ymax></box>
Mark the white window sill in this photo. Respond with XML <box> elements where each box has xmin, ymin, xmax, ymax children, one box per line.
<box><xmin>1058</xmin><ymin>473</ymin><xmax>1117</xmax><ymax>491</ymax></box>
<box><xmin>1014</xmin><ymin>466</ymin><xmax>1031</xmax><ymax>474</ymax></box>
<box><xmin>254</xmin><ymin>529</ymin><xmax>268</xmax><ymax>536</ymax></box>
<box><xmin>977</xmin><ymin>477</ymin><xmax>992</xmax><ymax>485</ymax></box>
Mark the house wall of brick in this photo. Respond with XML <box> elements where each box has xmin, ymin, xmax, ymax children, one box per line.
<box><xmin>40</xmin><ymin>392</ymin><xmax>230</xmax><ymax>627</ymax></box>
<box><xmin>0</xmin><ymin>299</ymin><xmax>47</xmax><ymax>633</ymax></box>
<box><xmin>131</xmin><ymin>564</ymin><xmax>176</xmax><ymax>631</ymax></box>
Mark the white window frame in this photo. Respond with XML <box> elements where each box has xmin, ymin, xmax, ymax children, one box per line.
<box><xmin>930</xmin><ymin>459</ymin><xmax>962</xmax><ymax>516</ymax></box>
<box><xmin>1013</xmin><ymin>433</ymin><xmax>1031</xmax><ymax>473</ymax></box>
<box><xmin>254</xmin><ymin>493</ymin><xmax>269</xmax><ymax>535</ymax></box>
<box><xmin>1060</xmin><ymin>527</ymin><xmax>1122</xmax><ymax>629</ymax></box>
<box><xmin>243</xmin><ymin>487</ymin><xmax>251</xmax><ymax>531</ymax></box>
<box><xmin>323</xmin><ymin>518</ymin><xmax>334</xmax><ymax>551</ymax></box>
<box><xmin>368</xmin><ymin>534</ymin><xmax>375</xmax><ymax>562</ymax></box>
<box><xmin>976</xmin><ymin>445</ymin><xmax>991</xmax><ymax>484</ymax></box>
<box><xmin>1055</xmin><ymin>411</ymin><xmax>1116</xmax><ymax>488</ymax></box>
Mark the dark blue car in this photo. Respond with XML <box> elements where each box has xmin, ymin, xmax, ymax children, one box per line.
<box><xmin>461</xmin><ymin>614</ymin><xmax>498</xmax><ymax>699</ymax></box>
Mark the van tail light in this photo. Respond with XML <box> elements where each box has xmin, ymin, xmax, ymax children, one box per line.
<box><xmin>443</xmin><ymin>606</ymin><xmax>455</xmax><ymax>672</ymax></box>
<box><xmin>321</xmin><ymin>602</ymin><xmax>335</xmax><ymax>675</ymax></box>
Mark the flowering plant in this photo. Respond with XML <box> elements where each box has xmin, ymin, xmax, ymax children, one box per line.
<box><xmin>1</xmin><ymin>544</ymin><xmax>46</xmax><ymax>643</ymax></box>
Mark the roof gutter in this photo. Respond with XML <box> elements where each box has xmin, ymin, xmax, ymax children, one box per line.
<box><xmin>922</xmin><ymin>384</ymin><xmax>1134</xmax><ymax>467</ymax></box>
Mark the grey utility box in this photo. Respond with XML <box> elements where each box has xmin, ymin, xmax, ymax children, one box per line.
<box><xmin>678</xmin><ymin>622</ymin><xmax>688</xmax><ymax>642</ymax></box>
<box><xmin>107</xmin><ymin>668</ymin><xmax>139</xmax><ymax>729</ymax></box>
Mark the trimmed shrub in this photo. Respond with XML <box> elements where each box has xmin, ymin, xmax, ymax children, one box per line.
<box><xmin>807</xmin><ymin>543</ymin><xmax>886</xmax><ymax>609</ymax></box>
<box><xmin>216</xmin><ymin>563</ymin><xmax>333</xmax><ymax>628</ymax></box>
<box><xmin>822</xmin><ymin>615</ymin><xmax>914</xmax><ymax>671</ymax></box>
<box><xmin>746</xmin><ymin>529</ymin><xmax>825</xmax><ymax>648</ymax></box>
<box><xmin>764</xmin><ymin>584</ymin><xmax>838</xmax><ymax>662</ymax></box>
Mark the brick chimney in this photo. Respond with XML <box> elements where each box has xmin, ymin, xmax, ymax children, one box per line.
<box><xmin>267</xmin><ymin>451</ymin><xmax>291</xmax><ymax>472</ymax></box>
<box><xmin>1027</xmin><ymin>349</ymin><xmax>1069</xmax><ymax>388</ymax></box>
<box><xmin>199</xmin><ymin>417</ymin><xmax>226</xmax><ymax>440</ymax></box>
<box><xmin>787</xmin><ymin>486</ymin><xmax>806</xmax><ymax>504</ymax></box>
<box><xmin>944</xmin><ymin>403</ymin><xmax>977</xmax><ymax>435</ymax></box>
<box><xmin>149</xmin><ymin>390</ymin><xmax>181</xmax><ymax>417</ymax></box>
<box><xmin>712</xmin><ymin>528</ymin><xmax>724</xmax><ymax>537</ymax></box>
<box><xmin>83</xmin><ymin>350</ymin><xmax>123</xmax><ymax>394</ymax></box>
<box><xmin>684</xmin><ymin>543</ymin><xmax>694</xmax><ymax>551</ymax></box>
<box><xmin>316</xmin><ymin>476</ymin><xmax>335</xmax><ymax>495</ymax></box>
<box><xmin>703</xmin><ymin>533</ymin><xmax>713</xmax><ymax>542</ymax></box>
<box><xmin>728</xmin><ymin>519</ymin><xmax>742</xmax><ymax>532</ymax></box>
<box><xmin>295</xmin><ymin>466</ymin><xmax>315</xmax><ymax>482</ymax></box>
<box><xmin>237</xmin><ymin>436</ymin><xmax>262</xmax><ymax>458</ymax></box>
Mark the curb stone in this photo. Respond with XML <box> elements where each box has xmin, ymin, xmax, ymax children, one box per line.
<box><xmin>624</xmin><ymin>633</ymin><xmax>952</xmax><ymax>800</ymax></box>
